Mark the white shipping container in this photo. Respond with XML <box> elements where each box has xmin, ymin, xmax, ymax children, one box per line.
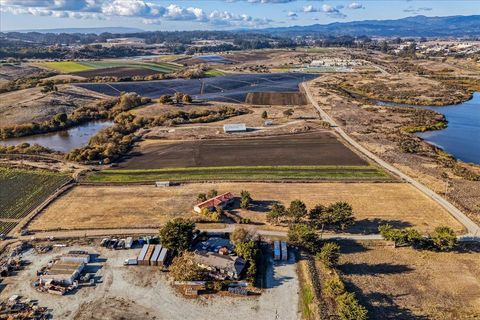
<box><xmin>157</xmin><ymin>248</ymin><xmax>168</xmax><ymax>266</ymax></box>
<box><xmin>150</xmin><ymin>245</ymin><xmax>162</xmax><ymax>266</ymax></box>
<box><xmin>138</xmin><ymin>244</ymin><xmax>149</xmax><ymax>261</ymax></box>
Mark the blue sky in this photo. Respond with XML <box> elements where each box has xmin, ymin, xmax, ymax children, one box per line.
<box><xmin>1</xmin><ymin>0</ymin><xmax>479</xmax><ymax>31</ymax></box>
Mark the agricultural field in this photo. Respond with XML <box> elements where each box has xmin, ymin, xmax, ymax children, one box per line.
<box><xmin>0</xmin><ymin>167</ymin><xmax>70</xmax><ymax>223</ymax></box>
<box><xmin>75</xmin><ymin>73</ymin><xmax>318</xmax><ymax>102</ymax></box>
<box><xmin>37</xmin><ymin>60</ymin><xmax>180</xmax><ymax>74</ymax></box>
<box><xmin>72</xmin><ymin>67</ymin><xmax>160</xmax><ymax>78</ymax></box>
<box><xmin>29</xmin><ymin>182</ymin><xmax>463</xmax><ymax>233</ymax></box>
<box><xmin>245</xmin><ymin>92</ymin><xmax>308</xmax><ymax>105</ymax></box>
<box><xmin>78</xmin><ymin>60</ymin><xmax>180</xmax><ymax>73</ymax></box>
<box><xmin>337</xmin><ymin>241</ymin><xmax>480</xmax><ymax>319</ymax></box>
<box><xmin>36</xmin><ymin>61</ymin><xmax>93</xmax><ymax>73</ymax></box>
<box><xmin>119</xmin><ymin>132</ymin><xmax>367</xmax><ymax>169</ymax></box>
<box><xmin>0</xmin><ymin>221</ymin><xmax>17</xmax><ymax>235</ymax></box>
<box><xmin>86</xmin><ymin>166</ymin><xmax>388</xmax><ymax>183</ymax></box>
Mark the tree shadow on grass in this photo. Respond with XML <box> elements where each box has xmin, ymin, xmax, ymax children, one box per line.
<box><xmin>229</xmin><ymin>198</ymin><xmax>277</xmax><ymax>213</ymax></box>
<box><xmin>248</xmin><ymin>200</ymin><xmax>278</xmax><ymax>213</ymax></box>
<box><xmin>335</xmin><ymin>239</ymin><xmax>371</xmax><ymax>255</ymax></box>
<box><xmin>339</xmin><ymin>262</ymin><xmax>414</xmax><ymax>276</ymax></box>
<box><xmin>347</xmin><ymin>218</ymin><xmax>413</xmax><ymax>235</ymax></box>
<box><xmin>456</xmin><ymin>242</ymin><xmax>480</xmax><ymax>254</ymax></box>
<box><xmin>343</xmin><ymin>279</ymin><xmax>428</xmax><ymax>320</ymax></box>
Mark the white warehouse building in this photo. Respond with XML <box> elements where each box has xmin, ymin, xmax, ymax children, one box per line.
<box><xmin>223</xmin><ymin>123</ymin><xmax>247</xmax><ymax>133</ymax></box>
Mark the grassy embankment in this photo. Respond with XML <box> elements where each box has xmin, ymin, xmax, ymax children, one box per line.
<box><xmin>85</xmin><ymin>165</ymin><xmax>390</xmax><ymax>183</ymax></box>
<box><xmin>0</xmin><ymin>167</ymin><xmax>71</xmax><ymax>233</ymax></box>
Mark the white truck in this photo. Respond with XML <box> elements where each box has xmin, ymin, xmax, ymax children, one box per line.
<box><xmin>123</xmin><ymin>258</ymin><xmax>138</xmax><ymax>266</ymax></box>
<box><xmin>125</xmin><ymin>237</ymin><xmax>134</xmax><ymax>249</ymax></box>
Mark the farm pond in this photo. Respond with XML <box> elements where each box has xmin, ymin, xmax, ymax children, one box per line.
<box><xmin>378</xmin><ymin>92</ymin><xmax>480</xmax><ymax>164</ymax></box>
<box><xmin>1</xmin><ymin>120</ymin><xmax>113</xmax><ymax>153</ymax></box>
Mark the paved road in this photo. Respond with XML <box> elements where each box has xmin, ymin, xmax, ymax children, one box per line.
<box><xmin>16</xmin><ymin>227</ymin><xmax>476</xmax><ymax>243</ymax></box>
<box><xmin>302</xmin><ymin>82</ymin><xmax>480</xmax><ymax>238</ymax></box>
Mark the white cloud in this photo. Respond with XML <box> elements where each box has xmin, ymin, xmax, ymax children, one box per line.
<box><xmin>347</xmin><ymin>2</ymin><xmax>364</xmax><ymax>10</ymax></box>
<box><xmin>0</xmin><ymin>0</ymin><xmax>273</xmax><ymax>27</ymax></box>
<box><xmin>321</xmin><ymin>4</ymin><xmax>346</xmax><ymax>18</ymax></box>
<box><xmin>162</xmin><ymin>4</ymin><xmax>205</xmax><ymax>21</ymax></box>
<box><xmin>301</xmin><ymin>3</ymin><xmax>347</xmax><ymax>18</ymax></box>
<box><xmin>404</xmin><ymin>6</ymin><xmax>432</xmax><ymax>14</ymax></box>
<box><xmin>287</xmin><ymin>11</ymin><xmax>298</xmax><ymax>20</ymax></box>
<box><xmin>239</xmin><ymin>0</ymin><xmax>296</xmax><ymax>3</ymax></box>
<box><xmin>208</xmin><ymin>10</ymin><xmax>271</xmax><ymax>26</ymax></box>
<box><xmin>142</xmin><ymin>18</ymin><xmax>161</xmax><ymax>25</ymax></box>
<box><xmin>303</xmin><ymin>5</ymin><xmax>316</xmax><ymax>13</ymax></box>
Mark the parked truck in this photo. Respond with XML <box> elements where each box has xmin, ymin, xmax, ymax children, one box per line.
<box><xmin>124</xmin><ymin>258</ymin><xmax>138</xmax><ymax>266</ymax></box>
<box><xmin>125</xmin><ymin>237</ymin><xmax>133</xmax><ymax>249</ymax></box>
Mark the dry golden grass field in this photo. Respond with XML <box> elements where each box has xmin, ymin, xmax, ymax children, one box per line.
<box><xmin>30</xmin><ymin>182</ymin><xmax>464</xmax><ymax>234</ymax></box>
<box><xmin>338</xmin><ymin>242</ymin><xmax>480</xmax><ymax>319</ymax></box>
<box><xmin>0</xmin><ymin>85</ymin><xmax>107</xmax><ymax>127</ymax></box>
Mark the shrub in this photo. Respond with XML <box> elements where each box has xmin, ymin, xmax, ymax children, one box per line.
<box><xmin>159</xmin><ymin>218</ymin><xmax>195</xmax><ymax>252</ymax></box>
<box><xmin>207</xmin><ymin>189</ymin><xmax>218</xmax><ymax>198</ymax></box>
<box><xmin>309</xmin><ymin>202</ymin><xmax>355</xmax><ymax>231</ymax></box>
<box><xmin>182</xmin><ymin>94</ymin><xmax>192</xmax><ymax>103</ymax></box>
<box><xmin>159</xmin><ymin>95</ymin><xmax>172</xmax><ymax>104</ymax></box>
<box><xmin>336</xmin><ymin>292</ymin><xmax>368</xmax><ymax>320</ymax></box>
<box><xmin>288</xmin><ymin>224</ymin><xmax>319</xmax><ymax>253</ymax></box>
<box><xmin>328</xmin><ymin>202</ymin><xmax>355</xmax><ymax>230</ymax></box>
<box><xmin>267</xmin><ymin>203</ymin><xmax>287</xmax><ymax>224</ymax></box>
<box><xmin>431</xmin><ymin>226</ymin><xmax>457</xmax><ymax>251</ymax></box>
<box><xmin>169</xmin><ymin>252</ymin><xmax>208</xmax><ymax>281</ymax></box>
<box><xmin>283</xmin><ymin>108</ymin><xmax>294</xmax><ymax>117</ymax></box>
<box><xmin>240</xmin><ymin>190</ymin><xmax>252</xmax><ymax>209</ymax></box>
<box><xmin>231</xmin><ymin>227</ymin><xmax>252</xmax><ymax>245</ymax></box>
<box><xmin>288</xmin><ymin>199</ymin><xmax>308</xmax><ymax>223</ymax></box>
<box><xmin>324</xmin><ymin>275</ymin><xmax>345</xmax><ymax>297</ymax></box>
<box><xmin>379</xmin><ymin>224</ymin><xmax>422</xmax><ymax>247</ymax></box>
<box><xmin>235</xmin><ymin>240</ymin><xmax>260</xmax><ymax>279</ymax></box>
<box><xmin>316</xmin><ymin>242</ymin><xmax>341</xmax><ymax>268</ymax></box>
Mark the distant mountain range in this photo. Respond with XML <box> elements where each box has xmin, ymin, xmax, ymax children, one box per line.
<box><xmin>260</xmin><ymin>15</ymin><xmax>480</xmax><ymax>37</ymax></box>
<box><xmin>8</xmin><ymin>27</ymin><xmax>144</xmax><ymax>35</ymax></box>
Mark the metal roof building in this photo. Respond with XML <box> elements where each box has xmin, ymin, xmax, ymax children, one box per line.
<box><xmin>39</xmin><ymin>260</ymin><xmax>84</xmax><ymax>285</ymax></box>
<box><xmin>223</xmin><ymin>123</ymin><xmax>247</xmax><ymax>133</ymax></box>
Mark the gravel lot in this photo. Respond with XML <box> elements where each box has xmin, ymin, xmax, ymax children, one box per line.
<box><xmin>0</xmin><ymin>244</ymin><xmax>300</xmax><ymax>320</ymax></box>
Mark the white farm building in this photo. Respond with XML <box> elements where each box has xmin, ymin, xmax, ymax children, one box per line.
<box><xmin>223</xmin><ymin>123</ymin><xmax>247</xmax><ymax>133</ymax></box>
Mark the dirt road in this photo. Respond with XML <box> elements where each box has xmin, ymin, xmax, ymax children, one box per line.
<box><xmin>302</xmin><ymin>82</ymin><xmax>480</xmax><ymax>237</ymax></box>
